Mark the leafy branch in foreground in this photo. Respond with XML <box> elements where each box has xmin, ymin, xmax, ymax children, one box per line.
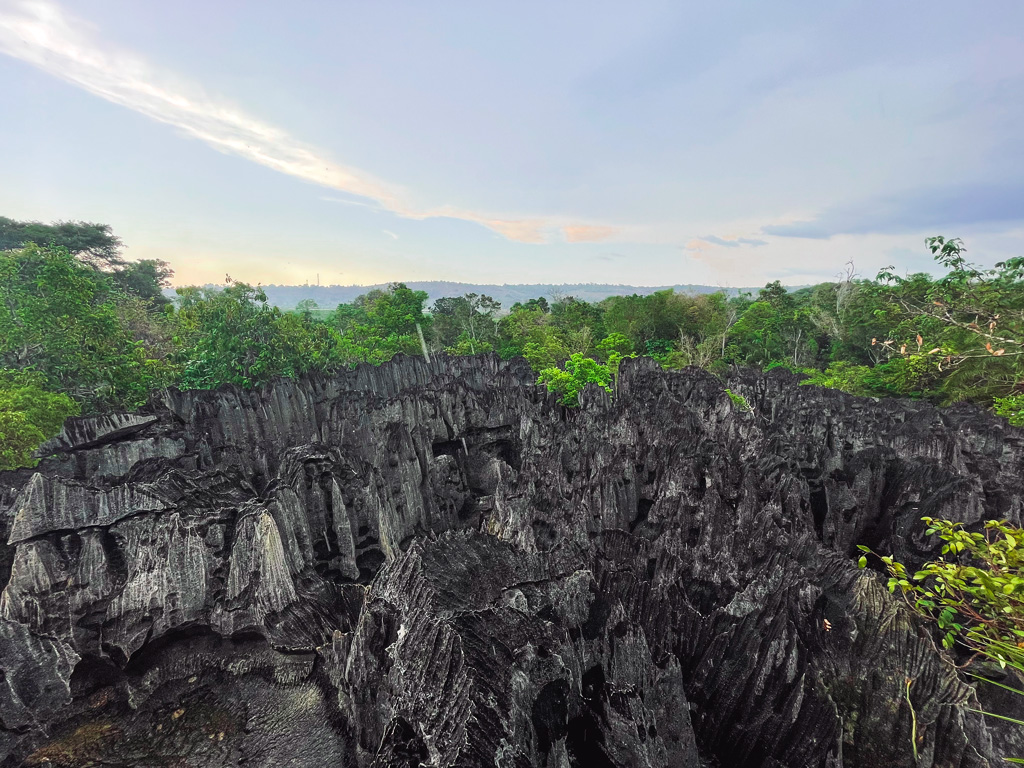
<box><xmin>994</xmin><ymin>394</ymin><xmax>1024</xmax><ymax>427</ymax></box>
<box><xmin>859</xmin><ymin>517</ymin><xmax>1024</xmax><ymax>667</ymax></box>
<box><xmin>860</xmin><ymin>518</ymin><xmax>1024</xmax><ymax>761</ymax></box>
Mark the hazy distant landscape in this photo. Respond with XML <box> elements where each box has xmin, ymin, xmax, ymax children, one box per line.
<box><xmin>237</xmin><ymin>281</ymin><xmax>757</xmax><ymax>310</ymax></box>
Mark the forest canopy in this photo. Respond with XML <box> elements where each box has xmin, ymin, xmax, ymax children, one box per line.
<box><xmin>1</xmin><ymin>217</ymin><xmax>1021</xmax><ymax>468</ymax></box>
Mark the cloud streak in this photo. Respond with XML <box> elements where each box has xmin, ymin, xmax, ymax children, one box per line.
<box><xmin>762</xmin><ymin>183</ymin><xmax>1024</xmax><ymax>239</ymax></box>
<box><xmin>683</xmin><ymin>235</ymin><xmax>769</xmax><ymax>253</ymax></box>
<box><xmin>563</xmin><ymin>225</ymin><xmax>617</xmax><ymax>243</ymax></box>
<box><xmin>0</xmin><ymin>0</ymin><xmax>615</xmax><ymax>244</ymax></box>
<box><xmin>699</xmin><ymin>235</ymin><xmax>768</xmax><ymax>248</ymax></box>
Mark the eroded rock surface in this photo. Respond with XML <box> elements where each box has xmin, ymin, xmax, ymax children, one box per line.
<box><xmin>1</xmin><ymin>355</ymin><xmax>1022</xmax><ymax>767</ymax></box>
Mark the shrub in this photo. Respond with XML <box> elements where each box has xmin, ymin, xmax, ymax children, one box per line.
<box><xmin>724</xmin><ymin>388</ymin><xmax>751</xmax><ymax>412</ymax></box>
<box><xmin>0</xmin><ymin>369</ymin><xmax>79</xmax><ymax>469</ymax></box>
<box><xmin>859</xmin><ymin>518</ymin><xmax>1024</xmax><ymax>666</ymax></box>
<box><xmin>537</xmin><ymin>354</ymin><xmax>613</xmax><ymax>406</ymax></box>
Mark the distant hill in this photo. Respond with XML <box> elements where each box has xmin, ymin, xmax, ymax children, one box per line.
<box><xmin>196</xmin><ymin>281</ymin><xmax>762</xmax><ymax>310</ymax></box>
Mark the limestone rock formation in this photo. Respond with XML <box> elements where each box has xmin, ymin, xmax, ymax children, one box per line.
<box><xmin>1</xmin><ymin>355</ymin><xmax>1022</xmax><ymax>767</ymax></box>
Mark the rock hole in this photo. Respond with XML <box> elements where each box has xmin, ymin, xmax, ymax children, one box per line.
<box><xmin>70</xmin><ymin>654</ymin><xmax>124</xmax><ymax>698</ymax></box>
<box><xmin>629</xmin><ymin>498</ymin><xmax>655</xmax><ymax>533</ymax></box>
<box><xmin>457</xmin><ymin>497</ymin><xmax>480</xmax><ymax>523</ymax></box>
<box><xmin>809</xmin><ymin>484</ymin><xmax>828</xmax><ymax>538</ymax></box>
<box><xmin>431</xmin><ymin>439</ymin><xmax>462</xmax><ymax>458</ymax></box>
<box><xmin>532</xmin><ymin>519</ymin><xmax>558</xmax><ymax>551</ymax></box>
<box><xmin>567</xmin><ymin>666</ymin><xmax>614</xmax><ymax>767</ymax></box>
<box><xmin>531</xmin><ymin>679</ymin><xmax>569</xmax><ymax>755</ymax></box>
<box><xmin>382</xmin><ymin>716</ymin><xmax>428</xmax><ymax>766</ymax></box>
<box><xmin>356</xmin><ymin>548</ymin><xmax>386</xmax><ymax>582</ymax></box>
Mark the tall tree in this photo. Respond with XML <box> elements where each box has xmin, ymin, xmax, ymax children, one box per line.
<box><xmin>431</xmin><ymin>293</ymin><xmax>500</xmax><ymax>354</ymax></box>
<box><xmin>111</xmin><ymin>259</ymin><xmax>174</xmax><ymax>305</ymax></box>
<box><xmin>875</xmin><ymin>236</ymin><xmax>1024</xmax><ymax>405</ymax></box>
<box><xmin>0</xmin><ymin>369</ymin><xmax>79</xmax><ymax>470</ymax></box>
<box><xmin>0</xmin><ymin>244</ymin><xmax>170</xmax><ymax>409</ymax></box>
<box><xmin>0</xmin><ymin>216</ymin><xmax>125</xmax><ymax>269</ymax></box>
<box><xmin>173</xmin><ymin>280</ymin><xmax>350</xmax><ymax>389</ymax></box>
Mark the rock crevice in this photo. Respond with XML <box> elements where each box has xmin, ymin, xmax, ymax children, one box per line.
<box><xmin>1</xmin><ymin>355</ymin><xmax>1021</xmax><ymax>766</ymax></box>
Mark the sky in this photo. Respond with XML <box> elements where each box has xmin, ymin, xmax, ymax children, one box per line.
<box><xmin>0</xmin><ymin>1</ymin><xmax>1022</xmax><ymax>288</ymax></box>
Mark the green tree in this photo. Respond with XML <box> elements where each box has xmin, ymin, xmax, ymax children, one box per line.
<box><xmin>601</xmin><ymin>290</ymin><xmax>688</xmax><ymax>351</ymax></box>
<box><xmin>536</xmin><ymin>354</ymin><xmax>613</xmax><ymax>406</ymax></box>
<box><xmin>339</xmin><ymin>283</ymin><xmax>432</xmax><ymax>362</ymax></box>
<box><xmin>876</xmin><ymin>237</ymin><xmax>1024</xmax><ymax>405</ymax></box>
<box><xmin>111</xmin><ymin>259</ymin><xmax>174</xmax><ymax>305</ymax></box>
<box><xmin>0</xmin><ymin>369</ymin><xmax>79</xmax><ymax>470</ymax></box>
<box><xmin>0</xmin><ymin>244</ymin><xmax>170</xmax><ymax>409</ymax></box>
<box><xmin>549</xmin><ymin>296</ymin><xmax>604</xmax><ymax>357</ymax></box>
<box><xmin>431</xmin><ymin>293</ymin><xmax>500</xmax><ymax>355</ymax></box>
<box><xmin>994</xmin><ymin>395</ymin><xmax>1024</xmax><ymax>426</ymax></box>
<box><xmin>726</xmin><ymin>301</ymin><xmax>791</xmax><ymax>366</ymax></box>
<box><xmin>173</xmin><ymin>280</ymin><xmax>347</xmax><ymax>389</ymax></box>
<box><xmin>295</xmin><ymin>298</ymin><xmax>320</xmax><ymax>317</ymax></box>
<box><xmin>0</xmin><ymin>216</ymin><xmax>124</xmax><ymax>269</ymax></box>
<box><xmin>595</xmin><ymin>332</ymin><xmax>633</xmax><ymax>361</ymax></box>
<box><xmin>497</xmin><ymin>303</ymin><xmax>565</xmax><ymax>366</ymax></box>
<box><xmin>511</xmin><ymin>297</ymin><xmax>549</xmax><ymax>313</ymax></box>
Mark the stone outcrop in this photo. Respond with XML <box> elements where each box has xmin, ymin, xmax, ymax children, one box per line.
<box><xmin>1</xmin><ymin>355</ymin><xmax>1022</xmax><ymax>767</ymax></box>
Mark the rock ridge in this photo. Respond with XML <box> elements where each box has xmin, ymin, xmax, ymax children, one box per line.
<box><xmin>0</xmin><ymin>354</ymin><xmax>1021</xmax><ymax>766</ymax></box>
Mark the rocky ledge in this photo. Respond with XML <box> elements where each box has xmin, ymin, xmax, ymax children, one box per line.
<box><xmin>1</xmin><ymin>355</ymin><xmax>1022</xmax><ymax>767</ymax></box>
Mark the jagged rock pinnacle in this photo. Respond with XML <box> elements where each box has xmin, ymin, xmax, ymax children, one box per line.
<box><xmin>1</xmin><ymin>354</ymin><xmax>1021</xmax><ymax>766</ymax></box>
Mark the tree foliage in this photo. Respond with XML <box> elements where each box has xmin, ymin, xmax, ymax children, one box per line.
<box><xmin>0</xmin><ymin>216</ymin><xmax>124</xmax><ymax>268</ymax></box>
<box><xmin>431</xmin><ymin>293</ymin><xmax>498</xmax><ymax>355</ymax></box>
<box><xmin>0</xmin><ymin>369</ymin><xmax>79</xmax><ymax>470</ymax></box>
<box><xmin>3</xmin><ymin>220</ymin><xmax>1024</xmax><ymax>469</ymax></box>
<box><xmin>0</xmin><ymin>244</ymin><xmax>171</xmax><ymax>409</ymax></box>
<box><xmin>173</xmin><ymin>280</ymin><xmax>348</xmax><ymax>389</ymax></box>
<box><xmin>860</xmin><ymin>518</ymin><xmax>1024</xmax><ymax>667</ymax></box>
<box><xmin>875</xmin><ymin>237</ymin><xmax>1024</xmax><ymax>404</ymax></box>
<box><xmin>536</xmin><ymin>353</ymin><xmax>613</xmax><ymax>406</ymax></box>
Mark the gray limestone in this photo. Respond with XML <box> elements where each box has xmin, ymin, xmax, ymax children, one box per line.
<box><xmin>0</xmin><ymin>354</ymin><xmax>1021</xmax><ymax>767</ymax></box>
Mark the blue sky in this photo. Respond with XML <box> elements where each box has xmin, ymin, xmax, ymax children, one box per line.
<box><xmin>0</xmin><ymin>1</ymin><xmax>1021</xmax><ymax>287</ymax></box>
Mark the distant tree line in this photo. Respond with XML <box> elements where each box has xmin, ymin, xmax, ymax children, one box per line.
<box><xmin>0</xmin><ymin>217</ymin><xmax>1021</xmax><ymax>468</ymax></box>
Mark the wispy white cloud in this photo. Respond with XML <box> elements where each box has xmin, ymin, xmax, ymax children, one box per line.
<box><xmin>0</xmin><ymin>0</ymin><xmax>617</xmax><ymax>243</ymax></box>
<box><xmin>383</xmin><ymin>230</ymin><xmax>399</xmax><ymax>240</ymax></box>
<box><xmin>319</xmin><ymin>196</ymin><xmax>383</xmax><ymax>212</ymax></box>
<box><xmin>683</xmin><ymin>234</ymin><xmax>769</xmax><ymax>253</ymax></box>
<box><xmin>563</xmin><ymin>225</ymin><xmax>617</xmax><ymax>243</ymax></box>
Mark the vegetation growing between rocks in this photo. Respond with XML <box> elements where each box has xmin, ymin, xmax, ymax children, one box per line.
<box><xmin>1</xmin><ymin>216</ymin><xmax>1022</xmax><ymax>464</ymax></box>
<box><xmin>861</xmin><ymin>518</ymin><xmax>1024</xmax><ymax>763</ymax></box>
<box><xmin>862</xmin><ymin>518</ymin><xmax>1024</xmax><ymax>667</ymax></box>
<box><xmin>724</xmin><ymin>388</ymin><xmax>751</xmax><ymax>412</ymax></box>
<box><xmin>536</xmin><ymin>353</ymin><xmax>614</xmax><ymax>406</ymax></box>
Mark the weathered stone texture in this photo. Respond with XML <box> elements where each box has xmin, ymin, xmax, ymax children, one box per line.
<box><xmin>1</xmin><ymin>354</ymin><xmax>1021</xmax><ymax>766</ymax></box>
